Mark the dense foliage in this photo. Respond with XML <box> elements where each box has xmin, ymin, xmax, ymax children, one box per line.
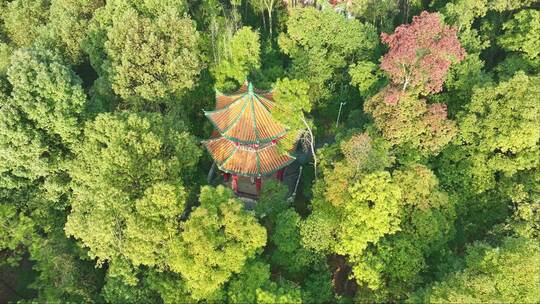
<box><xmin>1</xmin><ymin>0</ymin><xmax>538</xmax><ymax>303</ymax></box>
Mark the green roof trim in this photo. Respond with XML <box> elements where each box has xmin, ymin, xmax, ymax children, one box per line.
<box><xmin>221</xmin><ymin>131</ymin><xmax>288</xmax><ymax>145</ymax></box>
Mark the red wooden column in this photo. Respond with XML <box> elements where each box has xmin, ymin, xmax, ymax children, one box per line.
<box><xmin>232</xmin><ymin>174</ymin><xmax>238</xmax><ymax>193</ymax></box>
<box><xmin>256</xmin><ymin>177</ymin><xmax>262</xmax><ymax>195</ymax></box>
<box><xmin>276</xmin><ymin>169</ymin><xmax>285</xmax><ymax>181</ymax></box>
<box><xmin>223</xmin><ymin>173</ymin><xmax>230</xmax><ymax>182</ymax></box>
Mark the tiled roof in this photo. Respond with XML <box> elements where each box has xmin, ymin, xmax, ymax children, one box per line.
<box><xmin>205</xmin><ymin>82</ymin><xmax>287</xmax><ymax>144</ymax></box>
<box><xmin>202</xmin><ymin>137</ymin><xmax>295</xmax><ymax>177</ymax></box>
<box><xmin>215</xmin><ymin>82</ymin><xmax>248</xmax><ymax>109</ymax></box>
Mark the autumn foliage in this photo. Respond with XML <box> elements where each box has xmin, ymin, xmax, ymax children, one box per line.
<box><xmin>380</xmin><ymin>11</ymin><xmax>466</xmax><ymax>95</ymax></box>
<box><xmin>1</xmin><ymin>2</ymin><xmax>539</xmax><ymax>303</ymax></box>
<box><xmin>365</xmin><ymin>88</ymin><xmax>456</xmax><ymax>155</ymax></box>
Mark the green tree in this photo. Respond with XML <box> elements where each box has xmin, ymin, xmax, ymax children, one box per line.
<box><xmin>347</xmin><ymin>0</ymin><xmax>399</xmax><ymax>32</ymax></box>
<box><xmin>168</xmin><ymin>185</ymin><xmax>267</xmax><ymax>301</ymax></box>
<box><xmin>502</xmin><ymin>169</ymin><xmax>540</xmax><ymax>241</ymax></box>
<box><xmin>437</xmin><ymin>0</ymin><xmax>493</xmax><ymax>114</ymax></box>
<box><xmin>489</xmin><ymin>0</ymin><xmax>538</xmax><ymax>13</ymax></box>
<box><xmin>491</xmin><ymin>9</ymin><xmax>540</xmax><ymax>79</ymax></box>
<box><xmin>352</xmin><ymin>165</ymin><xmax>456</xmax><ymax>301</ymax></box>
<box><xmin>145</xmin><ymin>271</ymin><xmax>190</xmax><ymax>304</ymax></box>
<box><xmin>437</xmin><ymin>72</ymin><xmax>540</xmax><ymax>242</ymax></box>
<box><xmin>272</xmin><ymin>78</ymin><xmax>318</xmax><ymax>175</ymax></box>
<box><xmin>432</xmin><ymin>53</ymin><xmax>492</xmax><ymax>116</ymax></box>
<box><xmin>410</xmin><ymin>237</ymin><xmax>540</xmax><ymax>303</ymax></box>
<box><xmin>0</xmin><ymin>204</ymin><xmax>34</xmax><ymax>266</ymax></box>
<box><xmin>27</xmin><ymin>232</ymin><xmax>105</xmax><ymax>303</ymax></box>
<box><xmin>303</xmin><ymin>132</ymin><xmax>456</xmax><ymax>301</ymax></box>
<box><xmin>1</xmin><ymin>0</ymin><xmax>50</xmax><ymax>47</ymax></box>
<box><xmin>441</xmin><ymin>0</ymin><xmax>490</xmax><ymax>53</ymax></box>
<box><xmin>0</xmin><ymin>42</ymin><xmax>13</xmax><ymax>75</ymax></box>
<box><xmin>349</xmin><ymin>60</ymin><xmax>386</xmax><ymax>99</ymax></box>
<box><xmin>498</xmin><ymin>9</ymin><xmax>540</xmax><ymax>61</ymax></box>
<box><xmin>83</xmin><ymin>0</ymin><xmax>201</xmax><ymax>106</ymax></box>
<box><xmin>248</xmin><ymin>0</ymin><xmax>280</xmax><ymax>35</ymax></box>
<box><xmin>5</xmin><ymin>49</ymin><xmax>86</xmax><ymax>144</ymax></box>
<box><xmin>227</xmin><ymin>259</ymin><xmax>307</xmax><ymax>304</ymax></box>
<box><xmin>0</xmin><ymin>48</ymin><xmax>87</xmax><ymax>229</ymax></box>
<box><xmin>301</xmin><ymin>269</ymin><xmax>335</xmax><ymax>304</ymax></box>
<box><xmin>0</xmin><ymin>48</ymin><xmax>102</xmax><ymax>303</ymax></box>
<box><xmin>65</xmin><ymin>112</ymin><xmax>200</xmax><ymax>277</ymax></box>
<box><xmin>211</xmin><ymin>26</ymin><xmax>261</xmax><ymax>91</ymax></box>
<box><xmin>256</xmin><ymin>279</ymin><xmax>302</xmax><ymax>304</ymax></box>
<box><xmin>278</xmin><ymin>7</ymin><xmax>378</xmax><ymax>103</ymax></box>
<box><xmin>301</xmin><ymin>170</ymin><xmax>403</xmax><ymax>272</ymax></box>
<box><xmin>365</xmin><ymin>88</ymin><xmax>456</xmax><ymax>157</ymax></box>
<box><xmin>336</xmin><ymin>171</ymin><xmax>402</xmax><ymax>258</ymax></box>
<box><xmin>439</xmin><ymin>72</ymin><xmax>540</xmax><ymax>194</ymax></box>
<box><xmin>317</xmin><ymin>133</ymin><xmax>391</xmax><ymax>209</ymax></box>
<box><xmin>227</xmin><ymin>259</ymin><xmax>271</xmax><ymax>303</ymax></box>
<box><xmin>2</xmin><ymin>0</ymin><xmax>540</xmax><ymax>301</ymax></box>
<box><xmin>255</xmin><ymin>179</ymin><xmax>289</xmax><ymax>225</ymax></box>
<box><xmin>100</xmin><ymin>266</ymin><xmax>159</xmax><ymax>303</ymax></box>
<box><xmin>35</xmin><ymin>0</ymin><xmax>105</xmax><ymax>65</ymax></box>
<box><xmin>339</xmin><ymin>132</ymin><xmax>395</xmax><ymax>173</ymax></box>
<box><xmin>0</xmin><ymin>0</ymin><xmax>6</xmax><ymax>39</ymax></box>
<box><xmin>271</xmin><ymin>209</ymin><xmax>319</xmax><ymax>278</ymax></box>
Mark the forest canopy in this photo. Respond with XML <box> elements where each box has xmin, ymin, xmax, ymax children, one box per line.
<box><xmin>0</xmin><ymin>0</ymin><xmax>539</xmax><ymax>303</ymax></box>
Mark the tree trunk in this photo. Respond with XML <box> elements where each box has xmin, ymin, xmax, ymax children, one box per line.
<box><xmin>210</xmin><ymin>19</ymin><xmax>218</xmax><ymax>65</ymax></box>
<box><xmin>207</xmin><ymin>162</ymin><xmax>216</xmax><ymax>183</ymax></box>
<box><xmin>336</xmin><ymin>102</ymin><xmax>346</xmax><ymax>128</ymax></box>
<box><xmin>268</xmin><ymin>8</ymin><xmax>273</xmax><ymax>35</ymax></box>
<box><xmin>402</xmin><ymin>76</ymin><xmax>409</xmax><ymax>91</ymax></box>
<box><xmin>301</xmin><ymin>117</ymin><xmax>317</xmax><ymax>179</ymax></box>
<box><xmin>403</xmin><ymin>0</ymin><xmax>410</xmax><ymax>24</ymax></box>
<box><xmin>265</xmin><ymin>0</ymin><xmax>275</xmax><ymax>35</ymax></box>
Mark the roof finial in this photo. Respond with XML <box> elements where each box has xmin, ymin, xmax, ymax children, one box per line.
<box><xmin>248</xmin><ymin>81</ymin><xmax>253</xmax><ymax>94</ymax></box>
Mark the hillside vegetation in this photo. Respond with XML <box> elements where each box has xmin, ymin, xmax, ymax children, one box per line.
<box><xmin>0</xmin><ymin>0</ymin><xmax>538</xmax><ymax>303</ymax></box>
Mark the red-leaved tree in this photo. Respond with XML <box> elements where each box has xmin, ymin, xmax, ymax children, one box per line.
<box><xmin>380</xmin><ymin>11</ymin><xmax>466</xmax><ymax>95</ymax></box>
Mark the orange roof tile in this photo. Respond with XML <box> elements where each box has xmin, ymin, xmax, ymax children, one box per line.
<box><xmin>202</xmin><ymin>137</ymin><xmax>295</xmax><ymax>177</ymax></box>
<box><xmin>214</xmin><ymin>82</ymin><xmax>248</xmax><ymax>109</ymax></box>
<box><xmin>205</xmin><ymin>82</ymin><xmax>287</xmax><ymax>144</ymax></box>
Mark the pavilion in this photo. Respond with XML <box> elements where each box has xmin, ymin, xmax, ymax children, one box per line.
<box><xmin>202</xmin><ymin>81</ymin><xmax>295</xmax><ymax>197</ymax></box>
